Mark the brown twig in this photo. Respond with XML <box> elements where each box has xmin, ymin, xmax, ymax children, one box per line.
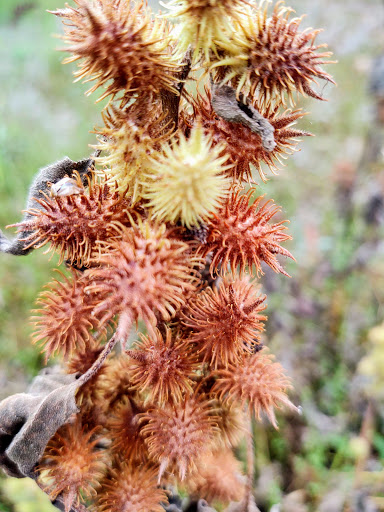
<box><xmin>161</xmin><ymin>48</ymin><xmax>193</xmax><ymax>131</ymax></box>
<box><xmin>79</xmin><ymin>332</ymin><xmax>120</xmax><ymax>385</ymax></box>
<box><xmin>244</xmin><ymin>408</ymin><xmax>255</xmax><ymax>512</ymax></box>
<box><xmin>354</xmin><ymin>400</ymin><xmax>375</xmax><ymax>486</ymax></box>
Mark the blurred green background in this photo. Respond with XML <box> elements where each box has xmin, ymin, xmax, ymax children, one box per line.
<box><xmin>1</xmin><ymin>0</ymin><xmax>384</xmax><ymax>510</ymax></box>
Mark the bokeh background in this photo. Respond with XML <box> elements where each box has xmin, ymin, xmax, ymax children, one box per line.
<box><xmin>1</xmin><ymin>0</ymin><xmax>384</xmax><ymax>510</ymax></box>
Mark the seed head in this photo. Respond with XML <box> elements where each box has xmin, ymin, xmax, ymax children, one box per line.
<box><xmin>86</xmin><ymin>220</ymin><xmax>200</xmax><ymax>341</ymax></box>
<box><xmin>15</xmin><ymin>177</ymin><xmax>134</xmax><ymax>267</ymax></box>
<box><xmin>98</xmin><ymin>354</ymin><xmax>136</xmax><ymax>410</ymax></box>
<box><xmin>31</xmin><ymin>270</ymin><xmax>103</xmax><ymax>361</ymax></box>
<box><xmin>182</xmin><ymin>277</ymin><xmax>267</xmax><ymax>368</ymax></box>
<box><xmin>215</xmin><ymin>402</ymin><xmax>246</xmax><ymax>448</ymax></box>
<box><xmin>52</xmin><ymin>0</ymin><xmax>179</xmax><ymax>102</ymax></box>
<box><xmin>183</xmin><ymin>89</ymin><xmax>311</xmax><ymax>182</ymax></box>
<box><xmin>163</xmin><ymin>0</ymin><xmax>251</xmax><ymax>60</ymax></box>
<box><xmin>107</xmin><ymin>396</ymin><xmax>148</xmax><ymax>463</ymax></box>
<box><xmin>212</xmin><ymin>351</ymin><xmax>297</xmax><ymax>428</ymax></box>
<box><xmin>140</xmin><ymin>395</ymin><xmax>219</xmax><ymax>481</ymax></box>
<box><xmin>212</xmin><ymin>1</ymin><xmax>335</xmax><ymax>106</ymax></box>
<box><xmin>94</xmin><ymin>101</ymin><xmax>172</xmax><ymax>202</ymax></box>
<box><xmin>189</xmin><ymin>449</ymin><xmax>245</xmax><ymax>504</ymax></box>
<box><xmin>142</xmin><ymin>124</ymin><xmax>232</xmax><ymax>228</ymax></box>
<box><xmin>126</xmin><ymin>327</ymin><xmax>199</xmax><ymax>404</ymax></box>
<box><xmin>97</xmin><ymin>463</ymin><xmax>167</xmax><ymax>512</ymax></box>
<box><xmin>38</xmin><ymin>419</ymin><xmax>105</xmax><ymax>512</ymax></box>
<box><xmin>199</xmin><ymin>188</ymin><xmax>294</xmax><ymax>277</ymax></box>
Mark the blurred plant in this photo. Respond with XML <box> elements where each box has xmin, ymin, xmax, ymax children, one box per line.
<box><xmin>0</xmin><ymin>0</ymin><xmax>334</xmax><ymax>511</ymax></box>
<box><xmin>358</xmin><ymin>323</ymin><xmax>384</xmax><ymax>401</ymax></box>
<box><xmin>1</xmin><ymin>477</ymin><xmax>57</xmax><ymax>512</ymax></box>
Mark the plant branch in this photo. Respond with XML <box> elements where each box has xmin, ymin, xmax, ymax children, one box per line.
<box><xmin>244</xmin><ymin>408</ymin><xmax>255</xmax><ymax>512</ymax></box>
<box><xmin>79</xmin><ymin>332</ymin><xmax>120</xmax><ymax>385</ymax></box>
<box><xmin>161</xmin><ymin>48</ymin><xmax>193</xmax><ymax>131</ymax></box>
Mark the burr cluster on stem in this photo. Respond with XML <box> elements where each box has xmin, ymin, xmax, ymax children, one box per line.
<box><xmin>0</xmin><ymin>0</ymin><xmax>334</xmax><ymax>510</ymax></box>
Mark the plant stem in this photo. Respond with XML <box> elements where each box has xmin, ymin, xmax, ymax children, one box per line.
<box><xmin>245</xmin><ymin>407</ymin><xmax>255</xmax><ymax>511</ymax></box>
<box><xmin>161</xmin><ymin>48</ymin><xmax>192</xmax><ymax>131</ymax></box>
<box><xmin>79</xmin><ymin>332</ymin><xmax>120</xmax><ymax>385</ymax></box>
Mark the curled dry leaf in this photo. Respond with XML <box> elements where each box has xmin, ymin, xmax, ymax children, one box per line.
<box><xmin>0</xmin><ymin>367</ymin><xmax>82</xmax><ymax>478</ymax></box>
<box><xmin>211</xmin><ymin>83</ymin><xmax>276</xmax><ymax>152</ymax></box>
<box><xmin>0</xmin><ymin>156</ymin><xmax>93</xmax><ymax>256</ymax></box>
<box><xmin>198</xmin><ymin>499</ymin><xmax>219</xmax><ymax>512</ymax></box>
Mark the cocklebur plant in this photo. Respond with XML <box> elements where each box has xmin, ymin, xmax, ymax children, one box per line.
<box><xmin>0</xmin><ymin>1</ymin><xmax>334</xmax><ymax>511</ymax></box>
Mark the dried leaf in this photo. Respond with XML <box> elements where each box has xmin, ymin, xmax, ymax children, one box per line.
<box><xmin>0</xmin><ymin>368</ymin><xmax>81</xmax><ymax>478</ymax></box>
<box><xmin>211</xmin><ymin>84</ymin><xmax>276</xmax><ymax>152</ymax></box>
<box><xmin>0</xmin><ymin>156</ymin><xmax>93</xmax><ymax>255</ymax></box>
<box><xmin>198</xmin><ymin>499</ymin><xmax>218</xmax><ymax>512</ymax></box>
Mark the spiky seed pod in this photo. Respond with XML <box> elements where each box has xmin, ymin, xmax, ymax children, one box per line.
<box><xmin>38</xmin><ymin>419</ymin><xmax>105</xmax><ymax>512</ymax></box>
<box><xmin>189</xmin><ymin>449</ymin><xmax>245</xmax><ymax>504</ymax></box>
<box><xmin>107</xmin><ymin>396</ymin><xmax>148</xmax><ymax>463</ymax></box>
<box><xmin>163</xmin><ymin>0</ymin><xmax>250</xmax><ymax>60</ymax></box>
<box><xmin>199</xmin><ymin>188</ymin><xmax>294</xmax><ymax>277</ymax></box>
<box><xmin>14</xmin><ymin>178</ymin><xmax>134</xmax><ymax>267</ymax></box>
<box><xmin>86</xmin><ymin>221</ymin><xmax>200</xmax><ymax>341</ymax></box>
<box><xmin>141</xmin><ymin>124</ymin><xmax>232</xmax><ymax>228</ymax></box>
<box><xmin>94</xmin><ymin>101</ymin><xmax>172</xmax><ymax>202</ymax></box>
<box><xmin>31</xmin><ymin>270</ymin><xmax>103</xmax><ymax>361</ymax></box>
<box><xmin>98</xmin><ymin>354</ymin><xmax>136</xmax><ymax>410</ymax></box>
<box><xmin>66</xmin><ymin>337</ymin><xmax>103</xmax><ymax>374</ymax></box>
<box><xmin>140</xmin><ymin>396</ymin><xmax>219</xmax><ymax>480</ymax></box>
<box><xmin>126</xmin><ymin>327</ymin><xmax>199</xmax><ymax>404</ymax></box>
<box><xmin>52</xmin><ymin>0</ymin><xmax>179</xmax><ymax>102</ymax></box>
<box><xmin>212</xmin><ymin>1</ymin><xmax>335</xmax><ymax>106</ymax></box>
<box><xmin>212</xmin><ymin>351</ymin><xmax>297</xmax><ymax>428</ymax></box>
<box><xmin>182</xmin><ymin>90</ymin><xmax>311</xmax><ymax>182</ymax></box>
<box><xmin>66</xmin><ymin>341</ymin><xmax>103</xmax><ymax>376</ymax></box>
<box><xmin>182</xmin><ymin>278</ymin><xmax>267</xmax><ymax>368</ymax></box>
<box><xmin>97</xmin><ymin>463</ymin><xmax>167</xmax><ymax>512</ymax></box>
<box><xmin>214</xmin><ymin>402</ymin><xmax>245</xmax><ymax>448</ymax></box>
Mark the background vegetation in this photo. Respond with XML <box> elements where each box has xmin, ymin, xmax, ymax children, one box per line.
<box><xmin>1</xmin><ymin>0</ymin><xmax>384</xmax><ymax>510</ymax></box>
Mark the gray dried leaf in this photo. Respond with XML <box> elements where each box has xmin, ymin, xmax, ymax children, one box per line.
<box><xmin>0</xmin><ymin>368</ymin><xmax>81</xmax><ymax>478</ymax></box>
<box><xmin>198</xmin><ymin>499</ymin><xmax>218</xmax><ymax>512</ymax></box>
<box><xmin>0</xmin><ymin>156</ymin><xmax>93</xmax><ymax>256</ymax></box>
<box><xmin>211</xmin><ymin>83</ymin><xmax>276</xmax><ymax>152</ymax></box>
<box><xmin>163</xmin><ymin>505</ymin><xmax>183</xmax><ymax>512</ymax></box>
